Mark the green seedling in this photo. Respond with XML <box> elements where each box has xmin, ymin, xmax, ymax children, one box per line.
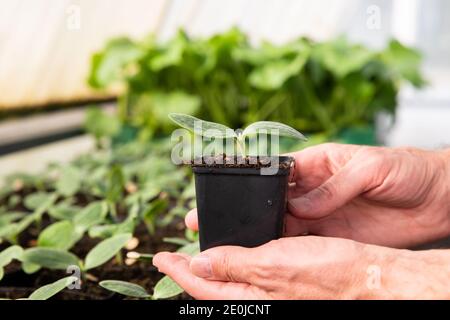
<box><xmin>169</xmin><ymin>113</ymin><xmax>307</xmax><ymax>157</ymax></box>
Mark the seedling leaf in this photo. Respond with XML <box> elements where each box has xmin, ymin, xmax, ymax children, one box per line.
<box><xmin>28</xmin><ymin>276</ymin><xmax>78</xmax><ymax>300</ymax></box>
<box><xmin>48</xmin><ymin>204</ymin><xmax>79</xmax><ymax>220</ymax></box>
<box><xmin>0</xmin><ymin>245</ymin><xmax>24</xmax><ymax>267</ymax></box>
<box><xmin>84</xmin><ymin>233</ymin><xmax>132</xmax><ymax>270</ymax></box>
<box><xmin>37</xmin><ymin>220</ymin><xmax>77</xmax><ymax>250</ymax></box>
<box><xmin>74</xmin><ymin>201</ymin><xmax>108</xmax><ymax>233</ymax></box>
<box><xmin>24</xmin><ymin>192</ymin><xmax>55</xmax><ymax>211</ymax></box>
<box><xmin>169</xmin><ymin>113</ymin><xmax>236</xmax><ymax>139</ymax></box>
<box><xmin>177</xmin><ymin>242</ymin><xmax>200</xmax><ymax>256</ymax></box>
<box><xmin>22</xmin><ymin>261</ymin><xmax>41</xmax><ymax>274</ymax></box>
<box><xmin>0</xmin><ymin>212</ymin><xmax>25</xmax><ymax>227</ymax></box>
<box><xmin>100</xmin><ymin>280</ymin><xmax>151</xmax><ymax>298</ymax></box>
<box><xmin>22</xmin><ymin>248</ymin><xmax>80</xmax><ymax>270</ymax></box>
<box><xmin>153</xmin><ymin>276</ymin><xmax>183</xmax><ymax>300</ymax></box>
<box><xmin>56</xmin><ymin>166</ymin><xmax>82</xmax><ymax>197</ymax></box>
<box><xmin>0</xmin><ymin>245</ymin><xmax>23</xmax><ymax>281</ymax></box>
<box><xmin>243</xmin><ymin>121</ymin><xmax>307</xmax><ymax>141</ymax></box>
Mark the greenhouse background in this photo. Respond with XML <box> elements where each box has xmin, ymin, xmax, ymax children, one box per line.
<box><xmin>1</xmin><ymin>0</ymin><xmax>450</xmax><ymax>178</ymax></box>
<box><xmin>0</xmin><ymin>0</ymin><xmax>449</xmax><ymax>301</ymax></box>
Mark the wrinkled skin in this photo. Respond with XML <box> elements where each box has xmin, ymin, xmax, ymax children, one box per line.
<box><xmin>154</xmin><ymin>144</ymin><xmax>450</xmax><ymax>299</ymax></box>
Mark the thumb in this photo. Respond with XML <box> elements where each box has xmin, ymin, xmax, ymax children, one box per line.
<box><xmin>288</xmin><ymin>164</ymin><xmax>370</xmax><ymax>219</ymax></box>
<box><xmin>190</xmin><ymin>246</ymin><xmax>254</xmax><ymax>283</ymax></box>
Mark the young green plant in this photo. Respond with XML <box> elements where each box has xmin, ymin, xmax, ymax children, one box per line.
<box><xmin>169</xmin><ymin>113</ymin><xmax>307</xmax><ymax>157</ymax></box>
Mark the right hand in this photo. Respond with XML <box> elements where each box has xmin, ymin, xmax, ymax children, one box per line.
<box><xmin>186</xmin><ymin>144</ymin><xmax>450</xmax><ymax>248</ymax></box>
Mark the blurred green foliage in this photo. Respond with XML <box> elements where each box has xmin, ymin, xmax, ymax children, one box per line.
<box><xmin>87</xmin><ymin>28</ymin><xmax>425</xmax><ymax>141</ymax></box>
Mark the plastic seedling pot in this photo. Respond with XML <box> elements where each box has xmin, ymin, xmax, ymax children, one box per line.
<box><xmin>192</xmin><ymin>156</ymin><xmax>294</xmax><ymax>251</ymax></box>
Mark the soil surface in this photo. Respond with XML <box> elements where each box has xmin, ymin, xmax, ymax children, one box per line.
<box><xmin>187</xmin><ymin>155</ymin><xmax>295</xmax><ymax>169</ymax></box>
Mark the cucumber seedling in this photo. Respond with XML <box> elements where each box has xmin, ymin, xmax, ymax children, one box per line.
<box><xmin>169</xmin><ymin>113</ymin><xmax>306</xmax><ymax>158</ymax></box>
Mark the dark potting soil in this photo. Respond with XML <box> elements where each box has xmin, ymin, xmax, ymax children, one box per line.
<box><xmin>186</xmin><ymin>155</ymin><xmax>294</xmax><ymax>170</ymax></box>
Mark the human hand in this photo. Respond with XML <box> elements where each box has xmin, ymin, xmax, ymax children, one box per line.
<box><xmin>153</xmin><ymin>235</ymin><xmax>450</xmax><ymax>299</ymax></box>
<box><xmin>285</xmin><ymin>144</ymin><xmax>450</xmax><ymax>248</ymax></box>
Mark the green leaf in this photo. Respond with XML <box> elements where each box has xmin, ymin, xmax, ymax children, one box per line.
<box><xmin>88</xmin><ymin>37</ymin><xmax>142</xmax><ymax>88</ymax></box>
<box><xmin>22</xmin><ymin>261</ymin><xmax>41</xmax><ymax>274</ymax></box>
<box><xmin>153</xmin><ymin>276</ymin><xmax>183</xmax><ymax>300</ymax></box>
<box><xmin>0</xmin><ymin>245</ymin><xmax>23</xmax><ymax>281</ymax></box>
<box><xmin>28</xmin><ymin>276</ymin><xmax>78</xmax><ymax>300</ymax></box>
<box><xmin>149</xmin><ymin>31</ymin><xmax>188</xmax><ymax>71</ymax></box>
<box><xmin>48</xmin><ymin>204</ymin><xmax>79</xmax><ymax>220</ymax></box>
<box><xmin>249</xmin><ymin>53</ymin><xmax>309</xmax><ymax>90</ymax></box>
<box><xmin>24</xmin><ymin>192</ymin><xmax>53</xmax><ymax>211</ymax></box>
<box><xmin>312</xmin><ymin>37</ymin><xmax>374</xmax><ymax>78</ymax></box>
<box><xmin>7</xmin><ymin>194</ymin><xmax>21</xmax><ymax>208</ymax></box>
<box><xmin>73</xmin><ymin>201</ymin><xmax>108</xmax><ymax>233</ymax></box>
<box><xmin>56</xmin><ymin>166</ymin><xmax>81</xmax><ymax>197</ymax></box>
<box><xmin>100</xmin><ymin>280</ymin><xmax>151</xmax><ymax>298</ymax></box>
<box><xmin>0</xmin><ymin>223</ymin><xmax>18</xmax><ymax>239</ymax></box>
<box><xmin>22</xmin><ymin>248</ymin><xmax>80</xmax><ymax>270</ymax></box>
<box><xmin>88</xmin><ymin>224</ymin><xmax>118</xmax><ymax>239</ymax></box>
<box><xmin>243</xmin><ymin>121</ymin><xmax>307</xmax><ymax>140</ymax></box>
<box><xmin>37</xmin><ymin>221</ymin><xmax>77</xmax><ymax>250</ymax></box>
<box><xmin>168</xmin><ymin>113</ymin><xmax>236</xmax><ymax>138</ymax></box>
<box><xmin>177</xmin><ymin>242</ymin><xmax>200</xmax><ymax>256</ymax></box>
<box><xmin>381</xmin><ymin>39</ymin><xmax>425</xmax><ymax>87</ymax></box>
<box><xmin>0</xmin><ymin>212</ymin><xmax>25</xmax><ymax>227</ymax></box>
<box><xmin>0</xmin><ymin>245</ymin><xmax>24</xmax><ymax>267</ymax></box>
<box><xmin>84</xmin><ymin>107</ymin><xmax>121</xmax><ymax>140</ymax></box>
<box><xmin>88</xmin><ymin>205</ymin><xmax>137</xmax><ymax>239</ymax></box>
<box><xmin>84</xmin><ymin>233</ymin><xmax>132</xmax><ymax>270</ymax></box>
<box><xmin>106</xmin><ymin>166</ymin><xmax>125</xmax><ymax>204</ymax></box>
<box><xmin>142</xmin><ymin>199</ymin><xmax>168</xmax><ymax>234</ymax></box>
<box><xmin>149</xmin><ymin>92</ymin><xmax>201</xmax><ymax>124</ymax></box>
<box><xmin>181</xmin><ymin>178</ymin><xmax>196</xmax><ymax>200</ymax></box>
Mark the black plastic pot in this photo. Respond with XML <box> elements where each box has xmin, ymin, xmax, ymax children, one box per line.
<box><xmin>192</xmin><ymin>156</ymin><xmax>294</xmax><ymax>251</ymax></box>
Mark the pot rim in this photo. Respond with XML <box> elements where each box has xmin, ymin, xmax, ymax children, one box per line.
<box><xmin>192</xmin><ymin>155</ymin><xmax>294</xmax><ymax>176</ymax></box>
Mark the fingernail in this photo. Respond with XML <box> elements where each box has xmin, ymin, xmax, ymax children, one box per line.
<box><xmin>190</xmin><ymin>256</ymin><xmax>212</xmax><ymax>278</ymax></box>
<box><xmin>289</xmin><ymin>197</ymin><xmax>312</xmax><ymax>213</ymax></box>
<box><xmin>152</xmin><ymin>253</ymin><xmax>161</xmax><ymax>267</ymax></box>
